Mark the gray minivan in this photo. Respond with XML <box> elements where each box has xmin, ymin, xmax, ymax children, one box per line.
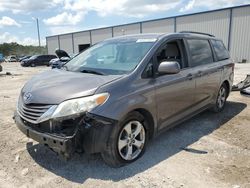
<box><xmin>14</xmin><ymin>32</ymin><xmax>234</xmax><ymax>167</ymax></box>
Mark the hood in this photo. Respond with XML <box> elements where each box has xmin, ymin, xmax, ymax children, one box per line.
<box><xmin>21</xmin><ymin>69</ymin><xmax>122</xmax><ymax>104</ymax></box>
<box><xmin>55</xmin><ymin>49</ymin><xmax>70</xmax><ymax>58</ymax></box>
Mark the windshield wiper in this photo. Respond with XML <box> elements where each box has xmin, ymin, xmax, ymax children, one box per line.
<box><xmin>80</xmin><ymin>69</ymin><xmax>105</xmax><ymax>75</ymax></box>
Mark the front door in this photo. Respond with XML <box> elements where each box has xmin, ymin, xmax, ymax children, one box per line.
<box><xmin>154</xmin><ymin>39</ymin><xmax>196</xmax><ymax>130</ymax></box>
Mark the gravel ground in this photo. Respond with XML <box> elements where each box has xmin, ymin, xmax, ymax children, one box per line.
<box><xmin>0</xmin><ymin>62</ymin><xmax>249</xmax><ymax>188</ymax></box>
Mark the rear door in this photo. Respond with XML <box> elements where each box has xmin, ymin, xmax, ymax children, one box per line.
<box><xmin>39</xmin><ymin>55</ymin><xmax>49</xmax><ymax>65</ymax></box>
<box><xmin>185</xmin><ymin>39</ymin><xmax>222</xmax><ymax>108</ymax></box>
<box><xmin>35</xmin><ymin>56</ymin><xmax>43</xmax><ymax>65</ymax></box>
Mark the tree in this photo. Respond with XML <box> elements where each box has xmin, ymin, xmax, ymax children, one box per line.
<box><xmin>0</xmin><ymin>42</ymin><xmax>47</xmax><ymax>57</ymax></box>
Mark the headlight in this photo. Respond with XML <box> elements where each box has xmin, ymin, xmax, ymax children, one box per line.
<box><xmin>51</xmin><ymin>93</ymin><xmax>109</xmax><ymax>119</ymax></box>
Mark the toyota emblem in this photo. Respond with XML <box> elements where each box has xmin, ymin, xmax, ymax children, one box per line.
<box><xmin>23</xmin><ymin>92</ymin><xmax>32</xmax><ymax>104</ymax></box>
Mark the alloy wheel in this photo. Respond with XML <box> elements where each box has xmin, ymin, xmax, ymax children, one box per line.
<box><xmin>217</xmin><ymin>86</ymin><xmax>226</xmax><ymax>108</ymax></box>
<box><xmin>118</xmin><ymin>121</ymin><xmax>145</xmax><ymax>161</ymax></box>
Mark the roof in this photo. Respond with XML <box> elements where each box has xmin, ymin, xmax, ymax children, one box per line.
<box><xmin>101</xmin><ymin>32</ymin><xmax>219</xmax><ymax>43</ymax></box>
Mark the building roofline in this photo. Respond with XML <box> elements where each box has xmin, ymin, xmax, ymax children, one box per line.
<box><xmin>46</xmin><ymin>4</ymin><xmax>250</xmax><ymax>39</ymax></box>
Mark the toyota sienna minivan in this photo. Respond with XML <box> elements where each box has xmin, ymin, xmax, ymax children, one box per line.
<box><xmin>14</xmin><ymin>32</ymin><xmax>234</xmax><ymax>167</ymax></box>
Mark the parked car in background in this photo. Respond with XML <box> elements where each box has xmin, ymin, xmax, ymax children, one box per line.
<box><xmin>19</xmin><ymin>56</ymin><xmax>31</xmax><ymax>62</ymax></box>
<box><xmin>0</xmin><ymin>53</ymin><xmax>4</xmax><ymax>63</ymax></box>
<box><xmin>5</xmin><ymin>55</ymin><xmax>18</xmax><ymax>62</ymax></box>
<box><xmin>0</xmin><ymin>53</ymin><xmax>4</xmax><ymax>72</ymax></box>
<box><xmin>14</xmin><ymin>32</ymin><xmax>234</xmax><ymax>167</ymax></box>
<box><xmin>21</xmin><ymin>55</ymin><xmax>57</xmax><ymax>67</ymax></box>
<box><xmin>0</xmin><ymin>62</ymin><xmax>2</xmax><ymax>72</ymax></box>
<box><xmin>49</xmin><ymin>49</ymin><xmax>71</xmax><ymax>69</ymax></box>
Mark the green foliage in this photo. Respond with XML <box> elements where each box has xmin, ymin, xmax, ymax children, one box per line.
<box><xmin>0</xmin><ymin>42</ymin><xmax>47</xmax><ymax>57</ymax></box>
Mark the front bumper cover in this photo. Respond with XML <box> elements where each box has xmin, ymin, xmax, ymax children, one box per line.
<box><xmin>14</xmin><ymin>111</ymin><xmax>117</xmax><ymax>158</ymax></box>
<box><xmin>14</xmin><ymin>111</ymin><xmax>78</xmax><ymax>158</ymax></box>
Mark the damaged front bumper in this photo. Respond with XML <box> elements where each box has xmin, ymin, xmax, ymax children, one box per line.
<box><xmin>14</xmin><ymin>111</ymin><xmax>80</xmax><ymax>158</ymax></box>
<box><xmin>13</xmin><ymin>111</ymin><xmax>116</xmax><ymax>159</ymax></box>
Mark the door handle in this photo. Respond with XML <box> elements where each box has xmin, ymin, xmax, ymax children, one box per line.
<box><xmin>187</xmin><ymin>73</ymin><xmax>193</xmax><ymax>80</ymax></box>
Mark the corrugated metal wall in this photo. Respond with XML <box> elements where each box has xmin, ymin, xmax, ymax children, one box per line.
<box><xmin>47</xmin><ymin>36</ymin><xmax>59</xmax><ymax>54</ymax></box>
<box><xmin>142</xmin><ymin>19</ymin><xmax>174</xmax><ymax>33</ymax></box>
<box><xmin>73</xmin><ymin>31</ymin><xmax>90</xmax><ymax>53</ymax></box>
<box><xmin>176</xmin><ymin>10</ymin><xmax>230</xmax><ymax>47</ymax></box>
<box><xmin>91</xmin><ymin>28</ymin><xmax>112</xmax><ymax>44</ymax></box>
<box><xmin>230</xmin><ymin>6</ymin><xmax>250</xmax><ymax>62</ymax></box>
<box><xmin>46</xmin><ymin>5</ymin><xmax>250</xmax><ymax>62</ymax></box>
<box><xmin>59</xmin><ymin>34</ymin><xmax>73</xmax><ymax>54</ymax></box>
<box><xmin>113</xmin><ymin>23</ymin><xmax>140</xmax><ymax>37</ymax></box>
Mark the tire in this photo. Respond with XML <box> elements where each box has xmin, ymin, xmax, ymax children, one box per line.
<box><xmin>212</xmin><ymin>83</ymin><xmax>228</xmax><ymax>113</ymax></box>
<box><xmin>31</xmin><ymin>63</ymin><xmax>36</xmax><ymax>67</ymax></box>
<box><xmin>101</xmin><ymin>111</ymin><xmax>149</xmax><ymax>167</ymax></box>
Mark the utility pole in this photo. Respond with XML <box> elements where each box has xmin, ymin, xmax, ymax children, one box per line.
<box><xmin>36</xmin><ymin>18</ymin><xmax>41</xmax><ymax>47</ymax></box>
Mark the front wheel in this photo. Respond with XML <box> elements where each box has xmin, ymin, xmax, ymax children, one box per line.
<box><xmin>101</xmin><ymin>112</ymin><xmax>148</xmax><ymax>167</ymax></box>
<box><xmin>212</xmin><ymin>83</ymin><xmax>228</xmax><ymax>112</ymax></box>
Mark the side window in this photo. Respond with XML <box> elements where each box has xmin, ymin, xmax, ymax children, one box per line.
<box><xmin>41</xmin><ymin>56</ymin><xmax>47</xmax><ymax>60</ymax></box>
<box><xmin>187</xmin><ymin>39</ymin><xmax>213</xmax><ymax>67</ymax></box>
<box><xmin>211</xmin><ymin>40</ymin><xmax>230</xmax><ymax>61</ymax></box>
<box><xmin>156</xmin><ymin>40</ymin><xmax>186</xmax><ymax>69</ymax></box>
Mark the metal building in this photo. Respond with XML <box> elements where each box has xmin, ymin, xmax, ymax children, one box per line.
<box><xmin>46</xmin><ymin>4</ymin><xmax>250</xmax><ymax>62</ymax></box>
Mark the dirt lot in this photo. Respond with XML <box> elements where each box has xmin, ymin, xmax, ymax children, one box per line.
<box><xmin>0</xmin><ymin>62</ymin><xmax>249</xmax><ymax>188</ymax></box>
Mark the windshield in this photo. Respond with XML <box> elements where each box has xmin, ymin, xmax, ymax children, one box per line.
<box><xmin>65</xmin><ymin>38</ymin><xmax>156</xmax><ymax>75</ymax></box>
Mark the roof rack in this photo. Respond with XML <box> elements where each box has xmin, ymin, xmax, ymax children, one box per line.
<box><xmin>179</xmin><ymin>31</ymin><xmax>215</xmax><ymax>37</ymax></box>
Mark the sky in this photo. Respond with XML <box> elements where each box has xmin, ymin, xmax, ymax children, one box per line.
<box><xmin>0</xmin><ymin>0</ymin><xmax>249</xmax><ymax>46</ymax></box>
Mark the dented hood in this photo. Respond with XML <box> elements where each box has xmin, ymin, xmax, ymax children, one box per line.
<box><xmin>21</xmin><ymin>69</ymin><xmax>121</xmax><ymax>104</ymax></box>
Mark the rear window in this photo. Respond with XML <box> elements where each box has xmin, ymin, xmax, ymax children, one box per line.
<box><xmin>211</xmin><ymin>40</ymin><xmax>230</xmax><ymax>61</ymax></box>
<box><xmin>187</xmin><ymin>39</ymin><xmax>213</xmax><ymax>67</ymax></box>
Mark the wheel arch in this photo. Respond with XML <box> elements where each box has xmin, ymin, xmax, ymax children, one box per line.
<box><xmin>222</xmin><ymin>80</ymin><xmax>230</xmax><ymax>97</ymax></box>
<box><xmin>131</xmin><ymin>108</ymin><xmax>155</xmax><ymax>140</ymax></box>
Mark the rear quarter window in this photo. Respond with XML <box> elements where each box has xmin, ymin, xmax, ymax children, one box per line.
<box><xmin>187</xmin><ymin>39</ymin><xmax>213</xmax><ymax>67</ymax></box>
<box><xmin>211</xmin><ymin>40</ymin><xmax>230</xmax><ymax>61</ymax></box>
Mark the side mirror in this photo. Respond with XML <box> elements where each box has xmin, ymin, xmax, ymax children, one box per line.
<box><xmin>158</xmin><ymin>61</ymin><xmax>180</xmax><ymax>74</ymax></box>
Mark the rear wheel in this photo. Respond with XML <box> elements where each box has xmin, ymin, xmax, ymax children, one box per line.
<box><xmin>212</xmin><ymin>83</ymin><xmax>228</xmax><ymax>112</ymax></box>
<box><xmin>101</xmin><ymin>112</ymin><xmax>148</xmax><ymax>167</ymax></box>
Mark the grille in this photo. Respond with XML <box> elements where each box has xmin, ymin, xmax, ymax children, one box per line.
<box><xmin>18</xmin><ymin>98</ymin><xmax>52</xmax><ymax>123</ymax></box>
